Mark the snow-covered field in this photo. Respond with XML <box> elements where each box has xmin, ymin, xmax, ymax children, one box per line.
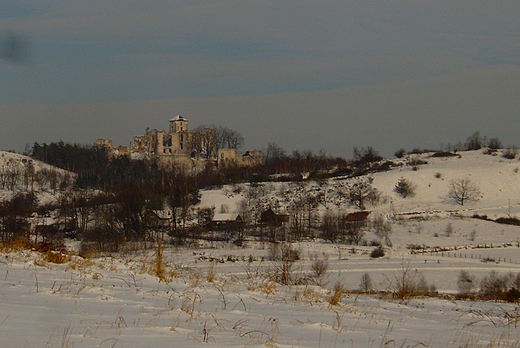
<box><xmin>2</xmin><ymin>149</ymin><xmax>520</xmax><ymax>347</ymax></box>
<box><xmin>2</xmin><ymin>244</ymin><xmax>520</xmax><ymax>347</ymax></box>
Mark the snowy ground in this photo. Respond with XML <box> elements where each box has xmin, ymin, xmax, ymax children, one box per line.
<box><xmin>2</xmin><ymin>149</ymin><xmax>520</xmax><ymax>347</ymax></box>
<box><xmin>2</xmin><ymin>243</ymin><xmax>520</xmax><ymax>348</ymax></box>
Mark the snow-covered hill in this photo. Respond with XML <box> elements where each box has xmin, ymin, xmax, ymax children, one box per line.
<box><xmin>198</xmin><ymin>149</ymin><xmax>520</xmax><ymax>249</ymax></box>
<box><xmin>200</xmin><ymin>150</ymin><xmax>520</xmax><ymax>218</ymax></box>
<box><xmin>371</xmin><ymin>150</ymin><xmax>520</xmax><ymax>218</ymax></box>
<box><xmin>0</xmin><ymin>150</ymin><xmax>74</xmax><ymax>204</ymax></box>
<box><xmin>1</xmin><ymin>149</ymin><xmax>520</xmax><ymax>347</ymax></box>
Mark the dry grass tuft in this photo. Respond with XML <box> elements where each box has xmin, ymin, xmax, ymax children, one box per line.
<box><xmin>248</xmin><ymin>280</ymin><xmax>277</xmax><ymax>295</ymax></box>
<box><xmin>44</xmin><ymin>251</ymin><xmax>69</xmax><ymax>264</ymax></box>
<box><xmin>66</xmin><ymin>256</ymin><xmax>95</xmax><ymax>272</ymax></box>
<box><xmin>328</xmin><ymin>282</ymin><xmax>345</xmax><ymax>306</ymax></box>
<box><xmin>0</xmin><ymin>239</ymin><xmax>34</xmax><ymax>252</ymax></box>
<box><xmin>294</xmin><ymin>286</ymin><xmax>323</xmax><ymax>304</ymax></box>
<box><xmin>206</xmin><ymin>265</ymin><xmax>216</xmax><ymax>283</ymax></box>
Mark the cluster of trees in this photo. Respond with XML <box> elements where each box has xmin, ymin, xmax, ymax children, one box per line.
<box><xmin>0</xmin><ymin>157</ymin><xmax>72</xmax><ymax>193</ymax></box>
<box><xmin>2</xmin><ymin>128</ymin><xmax>504</xmax><ymax>252</ymax></box>
<box><xmin>0</xmin><ymin>171</ymin><xmax>202</xmax><ymax>252</ymax></box>
<box><xmin>395</xmin><ymin>130</ymin><xmax>518</xmax><ymax>159</ymax></box>
<box><xmin>458</xmin><ymin>270</ymin><xmax>520</xmax><ymax>301</ymax></box>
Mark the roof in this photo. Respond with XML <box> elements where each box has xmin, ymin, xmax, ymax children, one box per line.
<box><xmin>212</xmin><ymin>213</ymin><xmax>241</xmax><ymax>222</ymax></box>
<box><xmin>170</xmin><ymin>115</ymin><xmax>187</xmax><ymax>122</ymax></box>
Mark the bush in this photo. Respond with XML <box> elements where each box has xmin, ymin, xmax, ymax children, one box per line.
<box><xmin>487</xmin><ymin>137</ymin><xmax>503</xmax><ymax>150</ymax></box>
<box><xmin>407</xmin><ymin>158</ymin><xmax>428</xmax><ymax>167</ymax></box>
<box><xmin>359</xmin><ymin>272</ymin><xmax>373</xmax><ymax>292</ymax></box>
<box><xmin>328</xmin><ymin>282</ymin><xmax>345</xmax><ymax>306</ymax></box>
<box><xmin>430</xmin><ymin>151</ymin><xmax>459</xmax><ymax>158</ymax></box>
<box><xmin>372</xmin><ymin>215</ymin><xmax>392</xmax><ymax>246</ymax></box>
<box><xmin>445</xmin><ymin>222</ymin><xmax>453</xmax><ymax>237</ymax></box>
<box><xmin>480</xmin><ymin>270</ymin><xmax>513</xmax><ymax>298</ymax></box>
<box><xmin>457</xmin><ymin>270</ymin><xmax>476</xmax><ymax>295</ymax></box>
<box><xmin>394</xmin><ymin>148</ymin><xmax>406</xmax><ymax>159</ymax></box>
<box><xmin>495</xmin><ymin>217</ymin><xmax>520</xmax><ymax>226</ymax></box>
<box><xmin>394</xmin><ymin>177</ymin><xmax>417</xmax><ymax>198</ymax></box>
<box><xmin>353</xmin><ymin>146</ymin><xmax>383</xmax><ymax>164</ymax></box>
<box><xmin>391</xmin><ymin>264</ymin><xmax>434</xmax><ymax>301</ymax></box>
<box><xmin>310</xmin><ymin>254</ymin><xmax>329</xmax><ymax>285</ymax></box>
<box><xmin>502</xmin><ymin>147</ymin><xmax>518</xmax><ymax>159</ymax></box>
<box><xmin>370</xmin><ymin>246</ymin><xmax>385</xmax><ymax>258</ymax></box>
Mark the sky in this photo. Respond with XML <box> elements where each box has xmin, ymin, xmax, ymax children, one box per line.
<box><xmin>1</xmin><ymin>1</ymin><xmax>520</xmax><ymax>158</ymax></box>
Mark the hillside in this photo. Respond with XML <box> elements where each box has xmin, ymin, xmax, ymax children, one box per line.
<box><xmin>197</xmin><ymin>150</ymin><xmax>520</xmax><ymax>248</ymax></box>
<box><xmin>0</xmin><ymin>150</ymin><xmax>75</xmax><ymax>204</ymax></box>
<box><xmin>1</xmin><ymin>149</ymin><xmax>520</xmax><ymax>347</ymax></box>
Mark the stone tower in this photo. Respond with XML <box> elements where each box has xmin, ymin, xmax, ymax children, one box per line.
<box><xmin>169</xmin><ymin>115</ymin><xmax>188</xmax><ymax>134</ymax></box>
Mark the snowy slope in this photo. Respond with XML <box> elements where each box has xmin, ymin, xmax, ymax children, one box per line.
<box><xmin>0</xmin><ymin>150</ymin><xmax>74</xmax><ymax>204</ymax></box>
<box><xmin>371</xmin><ymin>150</ymin><xmax>520</xmax><ymax>218</ymax></box>
<box><xmin>1</xmin><ymin>149</ymin><xmax>520</xmax><ymax>347</ymax></box>
<box><xmin>199</xmin><ymin>150</ymin><xmax>520</xmax><ymax>217</ymax></box>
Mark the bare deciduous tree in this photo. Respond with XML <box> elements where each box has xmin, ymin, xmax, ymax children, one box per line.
<box><xmin>448</xmin><ymin>177</ymin><xmax>481</xmax><ymax>205</ymax></box>
<box><xmin>372</xmin><ymin>215</ymin><xmax>392</xmax><ymax>246</ymax></box>
<box><xmin>457</xmin><ymin>270</ymin><xmax>476</xmax><ymax>295</ymax></box>
<box><xmin>465</xmin><ymin>130</ymin><xmax>484</xmax><ymax>151</ymax></box>
<box><xmin>346</xmin><ymin>177</ymin><xmax>380</xmax><ymax>210</ymax></box>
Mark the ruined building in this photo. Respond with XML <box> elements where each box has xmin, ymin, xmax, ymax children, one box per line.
<box><xmin>130</xmin><ymin>115</ymin><xmax>216</xmax><ymax>160</ymax></box>
<box><xmin>95</xmin><ymin>116</ymin><xmax>262</xmax><ymax>169</ymax></box>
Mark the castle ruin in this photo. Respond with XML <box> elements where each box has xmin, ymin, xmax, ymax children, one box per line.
<box><xmin>95</xmin><ymin>116</ymin><xmax>262</xmax><ymax>169</ymax></box>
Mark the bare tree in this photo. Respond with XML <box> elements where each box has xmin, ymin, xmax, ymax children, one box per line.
<box><xmin>457</xmin><ymin>270</ymin><xmax>476</xmax><ymax>295</ymax></box>
<box><xmin>264</xmin><ymin>142</ymin><xmax>286</xmax><ymax>163</ymax></box>
<box><xmin>214</xmin><ymin>126</ymin><xmax>244</xmax><ymax>151</ymax></box>
<box><xmin>448</xmin><ymin>177</ymin><xmax>481</xmax><ymax>205</ymax></box>
<box><xmin>372</xmin><ymin>215</ymin><xmax>392</xmax><ymax>246</ymax></box>
<box><xmin>465</xmin><ymin>130</ymin><xmax>484</xmax><ymax>151</ymax></box>
<box><xmin>320</xmin><ymin>210</ymin><xmax>341</xmax><ymax>242</ymax></box>
<box><xmin>346</xmin><ymin>177</ymin><xmax>380</xmax><ymax>210</ymax></box>
<box><xmin>487</xmin><ymin>137</ymin><xmax>503</xmax><ymax>150</ymax></box>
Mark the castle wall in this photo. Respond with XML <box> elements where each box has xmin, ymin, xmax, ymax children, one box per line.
<box><xmin>96</xmin><ymin>117</ymin><xmax>261</xmax><ymax>170</ymax></box>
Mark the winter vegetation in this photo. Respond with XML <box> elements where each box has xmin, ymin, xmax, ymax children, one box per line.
<box><xmin>2</xmin><ymin>132</ymin><xmax>520</xmax><ymax>346</ymax></box>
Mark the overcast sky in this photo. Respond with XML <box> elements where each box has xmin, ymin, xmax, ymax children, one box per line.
<box><xmin>1</xmin><ymin>1</ymin><xmax>520</xmax><ymax>158</ymax></box>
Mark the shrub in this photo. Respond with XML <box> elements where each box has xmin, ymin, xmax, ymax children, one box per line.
<box><xmin>391</xmin><ymin>263</ymin><xmax>434</xmax><ymax>301</ymax></box>
<box><xmin>394</xmin><ymin>148</ymin><xmax>406</xmax><ymax>159</ymax></box>
<box><xmin>370</xmin><ymin>246</ymin><xmax>385</xmax><ymax>258</ymax></box>
<box><xmin>346</xmin><ymin>176</ymin><xmax>380</xmax><ymax>210</ymax></box>
<box><xmin>445</xmin><ymin>222</ymin><xmax>453</xmax><ymax>237</ymax></box>
<box><xmin>328</xmin><ymin>282</ymin><xmax>345</xmax><ymax>306</ymax></box>
<box><xmin>353</xmin><ymin>146</ymin><xmax>383</xmax><ymax>164</ymax></box>
<box><xmin>269</xmin><ymin>243</ymin><xmax>301</xmax><ymax>285</ymax></box>
<box><xmin>310</xmin><ymin>254</ymin><xmax>329</xmax><ymax>285</ymax></box>
<box><xmin>495</xmin><ymin>217</ymin><xmax>520</xmax><ymax>226</ymax></box>
<box><xmin>372</xmin><ymin>215</ymin><xmax>392</xmax><ymax>246</ymax></box>
<box><xmin>430</xmin><ymin>151</ymin><xmax>458</xmax><ymax>158</ymax></box>
<box><xmin>505</xmin><ymin>288</ymin><xmax>520</xmax><ymax>302</ymax></box>
<box><xmin>44</xmin><ymin>251</ymin><xmax>69</xmax><ymax>264</ymax></box>
<box><xmin>457</xmin><ymin>270</ymin><xmax>476</xmax><ymax>295</ymax></box>
<box><xmin>502</xmin><ymin>147</ymin><xmax>518</xmax><ymax>159</ymax></box>
<box><xmin>407</xmin><ymin>158</ymin><xmax>428</xmax><ymax>167</ymax></box>
<box><xmin>465</xmin><ymin>130</ymin><xmax>483</xmax><ymax>150</ymax></box>
<box><xmin>480</xmin><ymin>270</ymin><xmax>514</xmax><ymax>298</ymax></box>
<box><xmin>359</xmin><ymin>272</ymin><xmax>373</xmax><ymax>292</ymax></box>
<box><xmin>487</xmin><ymin>137</ymin><xmax>503</xmax><ymax>150</ymax></box>
<box><xmin>394</xmin><ymin>177</ymin><xmax>417</xmax><ymax>198</ymax></box>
